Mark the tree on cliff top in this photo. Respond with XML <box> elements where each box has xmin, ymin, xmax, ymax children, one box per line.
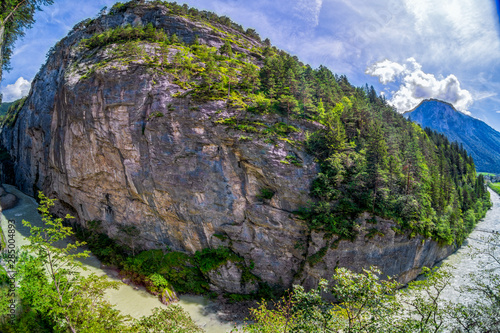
<box><xmin>0</xmin><ymin>0</ymin><xmax>54</xmax><ymax>102</ymax></box>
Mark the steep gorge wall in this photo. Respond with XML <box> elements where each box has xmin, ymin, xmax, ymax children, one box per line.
<box><xmin>0</xmin><ymin>3</ymin><xmax>454</xmax><ymax>292</ymax></box>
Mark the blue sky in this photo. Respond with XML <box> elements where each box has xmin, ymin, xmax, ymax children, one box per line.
<box><xmin>2</xmin><ymin>0</ymin><xmax>500</xmax><ymax>131</ymax></box>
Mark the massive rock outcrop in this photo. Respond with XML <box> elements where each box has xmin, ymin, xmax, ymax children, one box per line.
<box><xmin>0</xmin><ymin>3</ymin><xmax>454</xmax><ymax>292</ymax></box>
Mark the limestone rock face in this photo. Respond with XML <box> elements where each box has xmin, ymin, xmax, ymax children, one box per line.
<box><xmin>0</xmin><ymin>3</ymin><xmax>454</xmax><ymax>293</ymax></box>
<box><xmin>207</xmin><ymin>261</ymin><xmax>258</xmax><ymax>294</ymax></box>
<box><xmin>296</xmin><ymin>213</ymin><xmax>455</xmax><ymax>289</ymax></box>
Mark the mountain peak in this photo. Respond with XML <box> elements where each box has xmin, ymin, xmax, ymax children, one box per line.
<box><xmin>404</xmin><ymin>99</ymin><xmax>461</xmax><ymax>116</ymax></box>
<box><xmin>405</xmin><ymin>100</ymin><xmax>500</xmax><ymax>173</ymax></box>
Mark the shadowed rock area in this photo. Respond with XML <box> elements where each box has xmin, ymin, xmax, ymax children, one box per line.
<box><xmin>0</xmin><ymin>185</ymin><xmax>18</xmax><ymax>211</ymax></box>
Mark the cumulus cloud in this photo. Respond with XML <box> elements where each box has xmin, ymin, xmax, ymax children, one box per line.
<box><xmin>1</xmin><ymin>77</ymin><xmax>31</xmax><ymax>102</ymax></box>
<box><xmin>365</xmin><ymin>59</ymin><xmax>406</xmax><ymax>84</ymax></box>
<box><xmin>366</xmin><ymin>58</ymin><xmax>473</xmax><ymax>114</ymax></box>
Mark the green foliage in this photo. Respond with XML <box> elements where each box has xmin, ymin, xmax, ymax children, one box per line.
<box><xmin>446</xmin><ymin>232</ymin><xmax>500</xmax><ymax>331</ymax></box>
<box><xmin>0</xmin><ymin>96</ymin><xmax>25</xmax><ymax>128</ymax></box>
<box><xmin>194</xmin><ymin>246</ymin><xmax>242</xmax><ymax>274</ymax></box>
<box><xmin>147</xmin><ymin>111</ymin><xmax>164</xmax><ymax>120</ymax></box>
<box><xmin>0</xmin><ymin>101</ymin><xmax>13</xmax><ymax>116</ymax></box>
<box><xmin>13</xmin><ymin>192</ymin><xmax>130</xmax><ymax>332</ymax></box>
<box><xmin>283</xmin><ymin>154</ymin><xmax>302</xmax><ymax>166</ymax></box>
<box><xmin>5</xmin><ymin>193</ymin><xmax>203</xmax><ymax>332</ymax></box>
<box><xmin>1</xmin><ymin>0</ymin><xmax>55</xmax><ymax>86</ymax></box>
<box><xmin>365</xmin><ymin>227</ymin><xmax>384</xmax><ymax>239</ymax></box>
<box><xmin>145</xmin><ymin>273</ymin><xmax>171</xmax><ymax>294</ymax></box>
<box><xmin>256</xmin><ymin>187</ymin><xmax>275</xmax><ymax>200</ymax></box>
<box><xmin>239</xmin><ymin>135</ymin><xmax>252</xmax><ymax>141</ymax></box>
<box><xmin>238</xmin><ymin>257</ymin><xmax>500</xmax><ymax>333</ymax></box>
<box><xmin>81</xmin><ymin>23</ymin><xmax>169</xmax><ymax>49</ymax></box>
<box><xmin>65</xmin><ymin>0</ymin><xmax>495</xmax><ymax>286</ymax></box>
<box><xmin>131</xmin><ymin>306</ymin><xmax>204</xmax><ymax>333</ymax></box>
<box><xmin>489</xmin><ymin>182</ymin><xmax>500</xmax><ymax>196</ymax></box>
<box><xmin>306</xmin><ymin>245</ymin><xmax>328</xmax><ymax>266</ymax></box>
<box><xmin>236</xmin><ymin>267</ymin><xmax>400</xmax><ymax>333</ymax></box>
<box><xmin>75</xmin><ymin>220</ymin><xmax>252</xmax><ymax>296</ymax></box>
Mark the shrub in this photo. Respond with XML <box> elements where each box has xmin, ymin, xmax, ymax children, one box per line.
<box><xmin>257</xmin><ymin>188</ymin><xmax>275</xmax><ymax>200</ymax></box>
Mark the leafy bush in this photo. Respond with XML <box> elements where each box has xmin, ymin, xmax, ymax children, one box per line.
<box><xmin>194</xmin><ymin>246</ymin><xmax>242</xmax><ymax>274</ymax></box>
<box><xmin>81</xmin><ymin>23</ymin><xmax>169</xmax><ymax>49</ymax></box>
<box><xmin>257</xmin><ymin>188</ymin><xmax>275</xmax><ymax>200</ymax></box>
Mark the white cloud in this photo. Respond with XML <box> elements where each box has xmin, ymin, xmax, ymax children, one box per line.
<box><xmin>472</xmin><ymin>91</ymin><xmax>497</xmax><ymax>101</ymax></box>
<box><xmin>1</xmin><ymin>77</ymin><xmax>31</xmax><ymax>102</ymax></box>
<box><xmin>292</xmin><ymin>0</ymin><xmax>323</xmax><ymax>26</ymax></box>
<box><xmin>403</xmin><ymin>0</ymin><xmax>500</xmax><ymax>66</ymax></box>
<box><xmin>366</xmin><ymin>59</ymin><xmax>405</xmax><ymax>84</ymax></box>
<box><xmin>366</xmin><ymin>58</ymin><xmax>473</xmax><ymax>114</ymax></box>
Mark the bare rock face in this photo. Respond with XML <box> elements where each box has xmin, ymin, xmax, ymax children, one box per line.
<box><xmin>0</xmin><ymin>3</ymin><xmax>314</xmax><ymax>290</ymax></box>
<box><xmin>0</xmin><ymin>3</ymin><xmax>454</xmax><ymax>293</ymax></box>
<box><xmin>207</xmin><ymin>261</ymin><xmax>258</xmax><ymax>294</ymax></box>
<box><xmin>296</xmin><ymin>213</ymin><xmax>455</xmax><ymax>289</ymax></box>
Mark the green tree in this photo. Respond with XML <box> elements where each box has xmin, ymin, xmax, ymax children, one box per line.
<box><xmin>392</xmin><ymin>267</ymin><xmax>453</xmax><ymax>332</ymax></box>
<box><xmin>7</xmin><ymin>192</ymin><xmax>204</xmax><ymax>332</ymax></box>
<box><xmin>328</xmin><ymin>267</ymin><xmax>400</xmax><ymax>332</ymax></box>
<box><xmin>131</xmin><ymin>306</ymin><xmax>204</xmax><ymax>333</ymax></box>
<box><xmin>239</xmin><ymin>62</ymin><xmax>260</xmax><ymax>93</ymax></box>
<box><xmin>236</xmin><ymin>267</ymin><xmax>400</xmax><ymax>333</ymax></box>
<box><xmin>219</xmin><ymin>40</ymin><xmax>233</xmax><ymax>57</ymax></box>
<box><xmin>278</xmin><ymin>94</ymin><xmax>298</xmax><ymax>119</ymax></box>
<box><xmin>0</xmin><ymin>0</ymin><xmax>54</xmax><ymax>101</ymax></box>
<box><xmin>15</xmin><ymin>192</ymin><xmax>129</xmax><ymax>332</ymax></box>
<box><xmin>366</xmin><ymin>121</ymin><xmax>388</xmax><ymax>212</ymax></box>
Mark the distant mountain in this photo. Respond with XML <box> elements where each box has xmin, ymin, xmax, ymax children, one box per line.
<box><xmin>404</xmin><ymin>99</ymin><xmax>500</xmax><ymax>174</ymax></box>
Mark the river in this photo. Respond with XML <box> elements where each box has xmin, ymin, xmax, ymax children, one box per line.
<box><xmin>2</xmin><ymin>185</ymin><xmax>499</xmax><ymax>332</ymax></box>
<box><xmin>438</xmin><ymin>187</ymin><xmax>500</xmax><ymax>304</ymax></box>
<box><xmin>0</xmin><ymin>185</ymin><xmax>235</xmax><ymax>333</ymax></box>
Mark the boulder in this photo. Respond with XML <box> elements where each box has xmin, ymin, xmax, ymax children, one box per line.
<box><xmin>0</xmin><ymin>186</ymin><xmax>17</xmax><ymax>211</ymax></box>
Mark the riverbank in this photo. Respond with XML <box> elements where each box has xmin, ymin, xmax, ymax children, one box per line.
<box><xmin>0</xmin><ymin>184</ymin><xmax>247</xmax><ymax>333</ymax></box>
<box><xmin>438</xmin><ymin>187</ymin><xmax>500</xmax><ymax>305</ymax></box>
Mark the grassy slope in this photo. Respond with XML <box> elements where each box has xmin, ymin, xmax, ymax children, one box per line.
<box><xmin>489</xmin><ymin>182</ymin><xmax>500</xmax><ymax>196</ymax></box>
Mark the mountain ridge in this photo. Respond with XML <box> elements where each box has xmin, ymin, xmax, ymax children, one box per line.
<box><xmin>404</xmin><ymin>99</ymin><xmax>500</xmax><ymax>174</ymax></box>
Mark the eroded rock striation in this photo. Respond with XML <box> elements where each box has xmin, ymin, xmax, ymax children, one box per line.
<box><xmin>0</xmin><ymin>3</ymin><xmax>454</xmax><ymax>292</ymax></box>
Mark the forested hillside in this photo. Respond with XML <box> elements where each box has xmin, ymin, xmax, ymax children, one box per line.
<box><xmin>405</xmin><ymin>99</ymin><xmax>500</xmax><ymax>174</ymax></box>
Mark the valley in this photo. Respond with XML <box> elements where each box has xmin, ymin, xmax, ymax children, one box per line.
<box><xmin>0</xmin><ymin>0</ymin><xmax>498</xmax><ymax>332</ymax></box>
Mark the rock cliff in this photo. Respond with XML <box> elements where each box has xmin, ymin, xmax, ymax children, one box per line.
<box><xmin>0</xmin><ymin>2</ymin><xmax>454</xmax><ymax>292</ymax></box>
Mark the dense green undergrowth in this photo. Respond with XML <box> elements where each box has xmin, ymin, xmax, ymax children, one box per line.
<box><xmin>489</xmin><ymin>182</ymin><xmax>500</xmax><ymax>196</ymax></box>
<box><xmin>73</xmin><ymin>220</ymin><xmax>274</xmax><ymax>301</ymax></box>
